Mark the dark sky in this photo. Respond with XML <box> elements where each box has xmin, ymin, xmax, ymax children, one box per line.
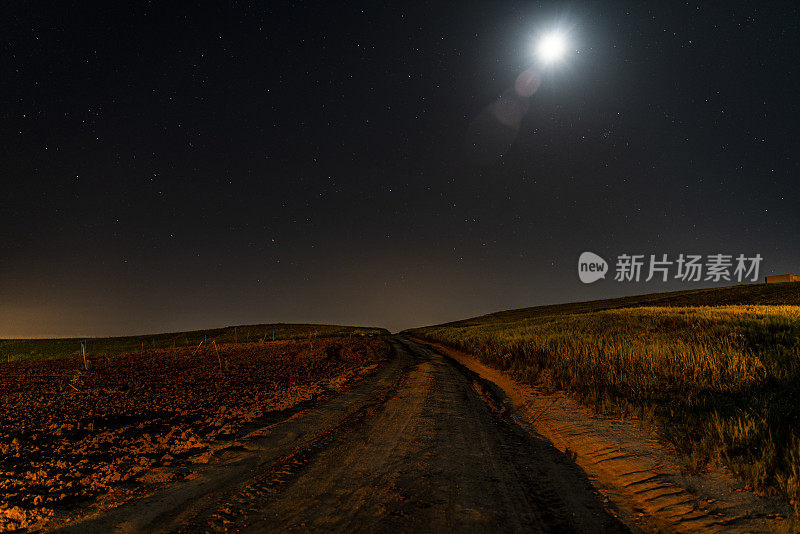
<box><xmin>2</xmin><ymin>1</ymin><xmax>799</xmax><ymax>336</ymax></box>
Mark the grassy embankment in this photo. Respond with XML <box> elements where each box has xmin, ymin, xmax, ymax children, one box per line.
<box><xmin>0</xmin><ymin>323</ymin><xmax>389</xmax><ymax>363</ymax></box>
<box><xmin>406</xmin><ymin>283</ymin><xmax>800</xmax><ymax>508</ymax></box>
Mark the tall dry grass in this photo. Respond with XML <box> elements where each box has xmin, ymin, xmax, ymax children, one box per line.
<box><xmin>409</xmin><ymin>305</ymin><xmax>800</xmax><ymax>508</ymax></box>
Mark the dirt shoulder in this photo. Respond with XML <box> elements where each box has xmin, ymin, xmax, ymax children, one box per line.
<box><xmin>411</xmin><ymin>338</ymin><xmax>795</xmax><ymax>533</ymax></box>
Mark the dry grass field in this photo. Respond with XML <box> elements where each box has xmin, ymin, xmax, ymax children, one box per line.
<box><xmin>406</xmin><ymin>283</ymin><xmax>800</xmax><ymax>510</ymax></box>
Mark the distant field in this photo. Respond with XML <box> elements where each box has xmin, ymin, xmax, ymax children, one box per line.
<box><xmin>439</xmin><ymin>282</ymin><xmax>800</xmax><ymax>328</ymax></box>
<box><xmin>406</xmin><ymin>283</ymin><xmax>800</xmax><ymax>508</ymax></box>
<box><xmin>0</xmin><ymin>323</ymin><xmax>389</xmax><ymax>364</ymax></box>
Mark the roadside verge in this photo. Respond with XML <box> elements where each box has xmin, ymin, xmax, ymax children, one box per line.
<box><xmin>408</xmin><ymin>337</ymin><xmax>794</xmax><ymax>534</ymax></box>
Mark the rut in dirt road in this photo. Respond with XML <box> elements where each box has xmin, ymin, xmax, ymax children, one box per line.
<box><xmin>232</xmin><ymin>338</ymin><xmax>626</xmax><ymax>533</ymax></box>
<box><xmin>57</xmin><ymin>337</ymin><xmax>626</xmax><ymax>533</ymax></box>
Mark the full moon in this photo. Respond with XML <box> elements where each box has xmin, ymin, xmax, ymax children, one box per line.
<box><xmin>537</xmin><ymin>32</ymin><xmax>567</xmax><ymax>64</ymax></box>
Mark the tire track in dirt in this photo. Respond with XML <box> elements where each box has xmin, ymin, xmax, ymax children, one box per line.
<box><xmin>173</xmin><ymin>345</ymin><xmax>415</xmax><ymax>532</ymax></box>
<box><xmin>220</xmin><ymin>338</ymin><xmax>626</xmax><ymax>533</ymax></box>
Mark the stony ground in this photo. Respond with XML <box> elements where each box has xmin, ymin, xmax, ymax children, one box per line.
<box><xmin>0</xmin><ymin>337</ymin><xmax>389</xmax><ymax>531</ymax></box>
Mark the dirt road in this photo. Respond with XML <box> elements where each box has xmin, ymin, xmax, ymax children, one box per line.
<box><xmin>54</xmin><ymin>337</ymin><xmax>627</xmax><ymax>533</ymax></box>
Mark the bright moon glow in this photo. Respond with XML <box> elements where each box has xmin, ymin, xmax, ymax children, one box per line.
<box><xmin>537</xmin><ymin>32</ymin><xmax>567</xmax><ymax>64</ymax></box>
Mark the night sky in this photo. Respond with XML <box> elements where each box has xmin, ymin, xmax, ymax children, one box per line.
<box><xmin>2</xmin><ymin>1</ymin><xmax>799</xmax><ymax>337</ymax></box>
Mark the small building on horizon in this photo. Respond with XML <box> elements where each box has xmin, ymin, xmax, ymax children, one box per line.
<box><xmin>765</xmin><ymin>274</ymin><xmax>800</xmax><ymax>284</ymax></box>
